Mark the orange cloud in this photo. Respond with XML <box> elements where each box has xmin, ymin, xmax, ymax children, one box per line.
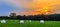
<box><xmin>14</xmin><ymin>0</ymin><xmax>60</xmax><ymax>15</ymax></box>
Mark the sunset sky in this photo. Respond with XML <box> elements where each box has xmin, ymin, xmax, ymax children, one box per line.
<box><xmin>0</xmin><ymin>0</ymin><xmax>60</xmax><ymax>16</ymax></box>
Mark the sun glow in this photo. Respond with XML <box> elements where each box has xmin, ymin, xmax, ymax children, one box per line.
<box><xmin>38</xmin><ymin>7</ymin><xmax>55</xmax><ymax>15</ymax></box>
<box><xmin>14</xmin><ymin>0</ymin><xmax>60</xmax><ymax>15</ymax></box>
<box><xmin>40</xmin><ymin>7</ymin><xmax>49</xmax><ymax>15</ymax></box>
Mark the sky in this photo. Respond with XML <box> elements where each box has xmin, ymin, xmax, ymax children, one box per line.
<box><xmin>0</xmin><ymin>0</ymin><xmax>60</xmax><ymax>16</ymax></box>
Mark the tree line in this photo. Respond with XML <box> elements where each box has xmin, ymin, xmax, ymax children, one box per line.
<box><xmin>0</xmin><ymin>13</ymin><xmax>60</xmax><ymax>21</ymax></box>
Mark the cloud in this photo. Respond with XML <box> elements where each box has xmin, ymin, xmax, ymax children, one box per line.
<box><xmin>13</xmin><ymin>0</ymin><xmax>60</xmax><ymax>15</ymax></box>
<box><xmin>0</xmin><ymin>0</ymin><xmax>60</xmax><ymax>15</ymax></box>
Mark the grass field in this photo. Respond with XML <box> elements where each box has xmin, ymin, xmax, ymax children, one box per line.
<box><xmin>0</xmin><ymin>20</ymin><xmax>60</xmax><ymax>27</ymax></box>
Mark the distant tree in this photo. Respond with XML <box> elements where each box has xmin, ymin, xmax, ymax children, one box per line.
<box><xmin>9</xmin><ymin>13</ymin><xmax>16</xmax><ymax>19</ymax></box>
<box><xmin>0</xmin><ymin>16</ymin><xmax>8</xmax><ymax>19</ymax></box>
<box><xmin>23</xmin><ymin>15</ymin><xmax>27</xmax><ymax>20</ymax></box>
<box><xmin>17</xmin><ymin>15</ymin><xmax>22</xmax><ymax>19</ymax></box>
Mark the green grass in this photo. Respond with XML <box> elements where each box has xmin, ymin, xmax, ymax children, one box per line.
<box><xmin>0</xmin><ymin>20</ymin><xmax>60</xmax><ymax>27</ymax></box>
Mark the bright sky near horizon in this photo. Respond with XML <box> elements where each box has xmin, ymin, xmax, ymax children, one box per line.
<box><xmin>0</xmin><ymin>0</ymin><xmax>60</xmax><ymax>16</ymax></box>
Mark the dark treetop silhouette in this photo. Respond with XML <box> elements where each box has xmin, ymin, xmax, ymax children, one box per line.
<box><xmin>0</xmin><ymin>13</ymin><xmax>60</xmax><ymax>21</ymax></box>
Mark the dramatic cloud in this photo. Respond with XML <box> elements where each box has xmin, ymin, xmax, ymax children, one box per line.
<box><xmin>14</xmin><ymin>0</ymin><xmax>60</xmax><ymax>15</ymax></box>
<box><xmin>0</xmin><ymin>0</ymin><xmax>60</xmax><ymax>16</ymax></box>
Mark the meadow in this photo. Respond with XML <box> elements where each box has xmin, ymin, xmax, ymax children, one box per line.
<box><xmin>0</xmin><ymin>20</ymin><xmax>60</xmax><ymax>27</ymax></box>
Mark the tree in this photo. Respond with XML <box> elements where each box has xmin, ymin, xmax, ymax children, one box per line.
<box><xmin>9</xmin><ymin>13</ymin><xmax>16</xmax><ymax>19</ymax></box>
